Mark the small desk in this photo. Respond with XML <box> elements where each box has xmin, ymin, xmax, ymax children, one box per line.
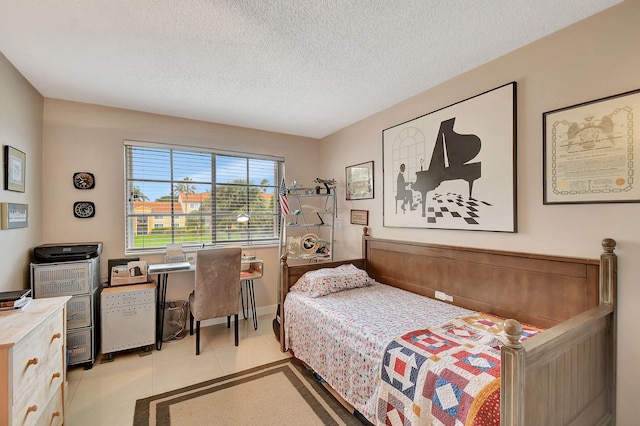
<box><xmin>148</xmin><ymin>259</ymin><xmax>263</xmax><ymax>350</ymax></box>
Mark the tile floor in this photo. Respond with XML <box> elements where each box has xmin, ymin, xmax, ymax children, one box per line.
<box><xmin>65</xmin><ymin>314</ymin><xmax>290</xmax><ymax>425</ymax></box>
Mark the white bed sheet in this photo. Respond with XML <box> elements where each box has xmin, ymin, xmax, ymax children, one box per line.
<box><xmin>284</xmin><ymin>282</ymin><xmax>475</xmax><ymax>422</ymax></box>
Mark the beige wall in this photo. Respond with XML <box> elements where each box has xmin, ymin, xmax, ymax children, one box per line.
<box><xmin>321</xmin><ymin>2</ymin><xmax>640</xmax><ymax>423</ymax></box>
<box><xmin>0</xmin><ymin>52</ymin><xmax>43</xmax><ymax>292</ymax></box>
<box><xmin>41</xmin><ymin>99</ymin><xmax>320</xmax><ymax>315</ymax></box>
<box><xmin>2</xmin><ymin>1</ymin><xmax>639</xmax><ymax>422</ymax></box>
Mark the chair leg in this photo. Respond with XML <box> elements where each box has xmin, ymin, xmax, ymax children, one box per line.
<box><xmin>189</xmin><ymin>311</ymin><xmax>194</xmax><ymax>335</ymax></box>
<box><xmin>234</xmin><ymin>314</ymin><xmax>239</xmax><ymax>346</ymax></box>
<box><xmin>227</xmin><ymin>315</ymin><xmax>231</xmax><ymax>328</ymax></box>
<box><xmin>196</xmin><ymin>320</ymin><xmax>201</xmax><ymax>355</ymax></box>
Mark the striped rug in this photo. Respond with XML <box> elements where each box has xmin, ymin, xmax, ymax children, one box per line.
<box><xmin>134</xmin><ymin>358</ymin><xmax>364</xmax><ymax>425</ymax></box>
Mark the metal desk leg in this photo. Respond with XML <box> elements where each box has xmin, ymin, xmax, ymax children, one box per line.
<box><xmin>248</xmin><ymin>279</ymin><xmax>257</xmax><ymax>330</ymax></box>
<box><xmin>156</xmin><ymin>273</ymin><xmax>169</xmax><ymax>350</ymax></box>
<box><xmin>240</xmin><ymin>279</ymin><xmax>258</xmax><ymax>330</ymax></box>
<box><xmin>240</xmin><ymin>282</ymin><xmax>248</xmax><ymax>320</ymax></box>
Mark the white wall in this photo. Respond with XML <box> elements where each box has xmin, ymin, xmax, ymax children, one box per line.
<box><xmin>320</xmin><ymin>2</ymin><xmax>640</xmax><ymax>424</ymax></box>
<box><xmin>42</xmin><ymin>100</ymin><xmax>321</xmax><ymax>312</ymax></box>
<box><xmin>0</xmin><ymin>52</ymin><xmax>43</xmax><ymax>292</ymax></box>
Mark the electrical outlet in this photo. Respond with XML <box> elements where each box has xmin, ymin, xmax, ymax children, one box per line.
<box><xmin>446</xmin><ymin>294</ymin><xmax>453</xmax><ymax>302</ymax></box>
<box><xmin>435</xmin><ymin>291</ymin><xmax>446</xmax><ymax>301</ymax></box>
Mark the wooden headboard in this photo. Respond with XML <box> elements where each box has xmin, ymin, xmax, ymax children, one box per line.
<box><xmin>281</xmin><ymin>228</ymin><xmax>612</xmax><ymax>332</ymax></box>
<box><xmin>363</xmin><ymin>235</ymin><xmax>603</xmax><ymax>328</ymax></box>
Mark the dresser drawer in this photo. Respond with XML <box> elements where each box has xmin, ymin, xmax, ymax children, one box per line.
<box><xmin>11</xmin><ymin>386</ymin><xmax>63</xmax><ymax>426</ymax></box>
<box><xmin>66</xmin><ymin>294</ymin><xmax>93</xmax><ymax>329</ymax></box>
<box><xmin>11</xmin><ymin>325</ymin><xmax>46</xmax><ymax>406</ymax></box>
<box><xmin>35</xmin><ymin>387</ymin><xmax>63</xmax><ymax>426</ymax></box>
<box><xmin>12</xmin><ymin>385</ymin><xmax>45</xmax><ymax>426</ymax></box>
<box><xmin>11</xmin><ymin>308</ymin><xmax>65</xmax><ymax>425</ymax></box>
<box><xmin>31</xmin><ymin>261</ymin><xmax>96</xmax><ymax>297</ymax></box>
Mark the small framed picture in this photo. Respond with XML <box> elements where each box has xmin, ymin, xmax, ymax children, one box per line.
<box><xmin>346</xmin><ymin>161</ymin><xmax>374</xmax><ymax>200</ymax></box>
<box><xmin>286</xmin><ymin>236</ymin><xmax>301</xmax><ymax>256</ymax></box>
<box><xmin>3</xmin><ymin>145</ymin><xmax>26</xmax><ymax>192</ymax></box>
<box><xmin>350</xmin><ymin>209</ymin><xmax>369</xmax><ymax>226</ymax></box>
<box><xmin>1</xmin><ymin>203</ymin><xmax>28</xmax><ymax>229</ymax></box>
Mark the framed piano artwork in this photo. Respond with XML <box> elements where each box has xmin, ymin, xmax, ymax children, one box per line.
<box><xmin>382</xmin><ymin>82</ymin><xmax>517</xmax><ymax>232</ymax></box>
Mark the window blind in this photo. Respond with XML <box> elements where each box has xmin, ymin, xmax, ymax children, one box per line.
<box><xmin>124</xmin><ymin>143</ymin><xmax>283</xmax><ymax>253</ymax></box>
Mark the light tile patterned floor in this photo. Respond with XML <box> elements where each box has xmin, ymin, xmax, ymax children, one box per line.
<box><xmin>65</xmin><ymin>314</ymin><xmax>289</xmax><ymax>426</ymax></box>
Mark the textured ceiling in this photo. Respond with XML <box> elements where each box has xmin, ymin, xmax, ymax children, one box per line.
<box><xmin>0</xmin><ymin>1</ymin><xmax>622</xmax><ymax>138</ymax></box>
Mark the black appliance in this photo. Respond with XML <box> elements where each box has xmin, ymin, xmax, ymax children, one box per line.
<box><xmin>34</xmin><ymin>242</ymin><xmax>103</xmax><ymax>263</ymax></box>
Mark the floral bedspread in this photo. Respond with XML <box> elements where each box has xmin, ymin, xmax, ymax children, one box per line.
<box><xmin>284</xmin><ymin>283</ymin><xmax>475</xmax><ymax>422</ymax></box>
<box><xmin>375</xmin><ymin>313</ymin><xmax>544</xmax><ymax>426</ymax></box>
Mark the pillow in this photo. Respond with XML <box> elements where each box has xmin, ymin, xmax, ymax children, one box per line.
<box><xmin>290</xmin><ymin>264</ymin><xmax>373</xmax><ymax>297</ymax></box>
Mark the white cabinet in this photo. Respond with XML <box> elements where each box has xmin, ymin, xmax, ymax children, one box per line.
<box><xmin>279</xmin><ymin>189</ymin><xmax>335</xmax><ymax>263</ymax></box>
<box><xmin>0</xmin><ymin>297</ymin><xmax>70</xmax><ymax>426</ymax></box>
<box><xmin>101</xmin><ymin>283</ymin><xmax>156</xmax><ymax>359</ymax></box>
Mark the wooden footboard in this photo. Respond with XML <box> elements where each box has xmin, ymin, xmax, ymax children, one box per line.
<box><xmin>501</xmin><ymin>239</ymin><xmax>616</xmax><ymax>425</ymax></box>
<box><xmin>278</xmin><ymin>230</ymin><xmax>617</xmax><ymax>425</ymax></box>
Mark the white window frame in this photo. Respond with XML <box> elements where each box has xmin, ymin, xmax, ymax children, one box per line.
<box><xmin>124</xmin><ymin>140</ymin><xmax>284</xmax><ymax>253</ymax></box>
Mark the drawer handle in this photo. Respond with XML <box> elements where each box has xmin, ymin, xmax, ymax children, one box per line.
<box><xmin>51</xmin><ymin>411</ymin><xmax>61</xmax><ymax>420</ymax></box>
<box><xmin>26</xmin><ymin>404</ymin><xmax>38</xmax><ymax>415</ymax></box>
<box><xmin>51</xmin><ymin>332</ymin><xmax>62</xmax><ymax>342</ymax></box>
<box><xmin>51</xmin><ymin>372</ymin><xmax>61</xmax><ymax>382</ymax></box>
<box><xmin>26</xmin><ymin>358</ymin><xmax>38</xmax><ymax>368</ymax></box>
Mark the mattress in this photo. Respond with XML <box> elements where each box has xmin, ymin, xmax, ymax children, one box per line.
<box><xmin>284</xmin><ymin>282</ymin><xmax>475</xmax><ymax>422</ymax></box>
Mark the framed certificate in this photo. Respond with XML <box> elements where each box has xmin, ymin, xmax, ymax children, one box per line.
<box><xmin>543</xmin><ymin>88</ymin><xmax>640</xmax><ymax>204</ymax></box>
<box><xmin>350</xmin><ymin>209</ymin><xmax>369</xmax><ymax>226</ymax></box>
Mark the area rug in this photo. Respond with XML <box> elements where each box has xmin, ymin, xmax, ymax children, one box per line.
<box><xmin>133</xmin><ymin>358</ymin><xmax>364</xmax><ymax>425</ymax></box>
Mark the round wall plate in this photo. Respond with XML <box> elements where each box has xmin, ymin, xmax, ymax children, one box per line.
<box><xmin>301</xmin><ymin>233</ymin><xmax>319</xmax><ymax>254</ymax></box>
<box><xmin>74</xmin><ymin>201</ymin><xmax>95</xmax><ymax>218</ymax></box>
<box><xmin>73</xmin><ymin>172</ymin><xmax>95</xmax><ymax>189</ymax></box>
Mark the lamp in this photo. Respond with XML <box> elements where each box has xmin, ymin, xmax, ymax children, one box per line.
<box><xmin>236</xmin><ymin>213</ymin><xmax>254</xmax><ymax>259</ymax></box>
<box><xmin>236</xmin><ymin>212</ymin><xmax>249</xmax><ymax>223</ymax></box>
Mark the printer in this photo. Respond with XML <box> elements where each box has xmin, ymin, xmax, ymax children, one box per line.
<box><xmin>33</xmin><ymin>242</ymin><xmax>103</xmax><ymax>263</ymax></box>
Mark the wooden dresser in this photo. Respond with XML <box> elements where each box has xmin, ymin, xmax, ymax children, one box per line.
<box><xmin>0</xmin><ymin>297</ymin><xmax>70</xmax><ymax>426</ymax></box>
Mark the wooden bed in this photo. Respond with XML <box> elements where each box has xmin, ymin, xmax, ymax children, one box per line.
<box><xmin>278</xmin><ymin>229</ymin><xmax>617</xmax><ymax>425</ymax></box>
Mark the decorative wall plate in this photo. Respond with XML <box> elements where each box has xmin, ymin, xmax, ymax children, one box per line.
<box><xmin>74</xmin><ymin>201</ymin><xmax>95</xmax><ymax>218</ymax></box>
<box><xmin>73</xmin><ymin>172</ymin><xmax>95</xmax><ymax>189</ymax></box>
<box><xmin>301</xmin><ymin>233</ymin><xmax>319</xmax><ymax>254</ymax></box>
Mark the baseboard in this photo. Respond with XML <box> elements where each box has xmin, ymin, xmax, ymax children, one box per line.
<box><xmin>199</xmin><ymin>303</ymin><xmax>277</xmax><ymax>328</ymax></box>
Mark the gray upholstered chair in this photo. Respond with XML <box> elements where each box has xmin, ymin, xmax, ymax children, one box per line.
<box><xmin>189</xmin><ymin>246</ymin><xmax>242</xmax><ymax>355</ymax></box>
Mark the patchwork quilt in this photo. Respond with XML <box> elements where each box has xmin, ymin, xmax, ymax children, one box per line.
<box><xmin>375</xmin><ymin>313</ymin><xmax>544</xmax><ymax>426</ymax></box>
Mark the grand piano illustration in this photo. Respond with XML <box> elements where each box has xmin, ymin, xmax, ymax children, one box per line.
<box><xmin>412</xmin><ymin>118</ymin><xmax>482</xmax><ymax>217</ymax></box>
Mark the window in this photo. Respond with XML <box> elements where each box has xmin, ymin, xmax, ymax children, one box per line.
<box><xmin>125</xmin><ymin>142</ymin><xmax>283</xmax><ymax>253</ymax></box>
